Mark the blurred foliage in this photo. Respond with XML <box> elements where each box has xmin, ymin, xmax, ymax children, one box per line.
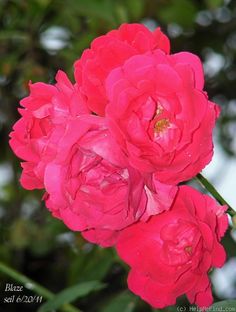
<box><xmin>38</xmin><ymin>281</ymin><xmax>106</xmax><ymax>312</ymax></box>
<box><xmin>0</xmin><ymin>0</ymin><xmax>236</xmax><ymax>311</ymax></box>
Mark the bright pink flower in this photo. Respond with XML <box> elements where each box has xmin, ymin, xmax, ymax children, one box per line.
<box><xmin>9</xmin><ymin>71</ymin><xmax>89</xmax><ymax>189</ymax></box>
<box><xmin>105</xmin><ymin>50</ymin><xmax>219</xmax><ymax>184</ymax></box>
<box><xmin>74</xmin><ymin>23</ymin><xmax>170</xmax><ymax>116</ymax></box>
<box><xmin>116</xmin><ymin>186</ymin><xmax>228</xmax><ymax>309</ymax></box>
<box><xmin>44</xmin><ymin>115</ymin><xmax>177</xmax><ymax>247</ymax></box>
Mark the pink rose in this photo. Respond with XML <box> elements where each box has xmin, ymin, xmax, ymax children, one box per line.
<box><xmin>44</xmin><ymin>115</ymin><xmax>177</xmax><ymax>247</ymax></box>
<box><xmin>74</xmin><ymin>23</ymin><xmax>170</xmax><ymax>116</ymax></box>
<box><xmin>116</xmin><ymin>186</ymin><xmax>228</xmax><ymax>308</ymax></box>
<box><xmin>105</xmin><ymin>50</ymin><xmax>219</xmax><ymax>184</ymax></box>
<box><xmin>9</xmin><ymin>71</ymin><xmax>89</xmax><ymax>189</ymax></box>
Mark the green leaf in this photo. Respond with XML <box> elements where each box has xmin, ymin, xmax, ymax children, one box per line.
<box><xmin>115</xmin><ymin>4</ymin><xmax>129</xmax><ymax>24</ymax></box>
<box><xmin>211</xmin><ymin>300</ymin><xmax>236</xmax><ymax>309</ymax></box>
<box><xmin>205</xmin><ymin>0</ymin><xmax>224</xmax><ymax>9</ymax></box>
<box><xmin>38</xmin><ymin>281</ymin><xmax>105</xmax><ymax>312</ymax></box>
<box><xmin>101</xmin><ymin>291</ymin><xmax>138</xmax><ymax>312</ymax></box>
<box><xmin>78</xmin><ymin>249</ymin><xmax>113</xmax><ymax>282</ymax></box>
<box><xmin>126</xmin><ymin>0</ymin><xmax>144</xmax><ymax>20</ymax></box>
<box><xmin>68</xmin><ymin>247</ymin><xmax>113</xmax><ymax>285</ymax></box>
<box><xmin>66</xmin><ymin>0</ymin><xmax>117</xmax><ymax>24</ymax></box>
<box><xmin>158</xmin><ymin>0</ymin><xmax>197</xmax><ymax>28</ymax></box>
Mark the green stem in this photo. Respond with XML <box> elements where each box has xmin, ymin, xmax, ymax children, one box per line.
<box><xmin>196</xmin><ymin>173</ymin><xmax>235</xmax><ymax>216</ymax></box>
<box><xmin>0</xmin><ymin>261</ymin><xmax>81</xmax><ymax>312</ymax></box>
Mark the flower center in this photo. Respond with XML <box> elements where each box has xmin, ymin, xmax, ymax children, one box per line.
<box><xmin>184</xmin><ymin>246</ymin><xmax>193</xmax><ymax>255</ymax></box>
<box><xmin>154</xmin><ymin>118</ymin><xmax>170</xmax><ymax>134</ymax></box>
<box><xmin>160</xmin><ymin>221</ymin><xmax>200</xmax><ymax>266</ymax></box>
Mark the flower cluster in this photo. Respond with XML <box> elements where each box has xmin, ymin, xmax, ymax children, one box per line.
<box><xmin>10</xmin><ymin>24</ymin><xmax>228</xmax><ymax>309</ymax></box>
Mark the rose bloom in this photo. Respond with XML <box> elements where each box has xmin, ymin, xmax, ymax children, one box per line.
<box><xmin>105</xmin><ymin>50</ymin><xmax>219</xmax><ymax>184</ymax></box>
<box><xmin>74</xmin><ymin>23</ymin><xmax>170</xmax><ymax>116</ymax></box>
<box><xmin>9</xmin><ymin>71</ymin><xmax>89</xmax><ymax>189</ymax></box>
<box><xmin>116</xmin><ymin>186</ymin><xmax>228</xmax><ymax>308</ymax></box>
<box><xmin>74</xmin><ymin>23</ymin><xmax>219</xmax><ymax>184</ymax></box>
<box><xmin>44</xmin><ymin>115</ymin><xmax>177</xmax><ymax>247</ymax></box>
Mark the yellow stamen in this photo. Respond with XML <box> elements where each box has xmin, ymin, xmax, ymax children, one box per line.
<box><xmin>184</xmin><ymin>246</ymin><xmax>192</xmax><ymax>255</ymax></box>
<box><xmin>154</xmin><ymin>118</ymin><xmax>169</xmax><ymax>134</ymax></box>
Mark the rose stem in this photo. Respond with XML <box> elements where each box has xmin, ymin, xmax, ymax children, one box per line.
<box><xmin>0</xmin><ymin>261</ymin><xmax>81</xmax><ymax>312</ymax></box>
<box><xmin>196</xmin><ymin>173</ymin><xmax>235</xmax><ymax>216</ymax></box>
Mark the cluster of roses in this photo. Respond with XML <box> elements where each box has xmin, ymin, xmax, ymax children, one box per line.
<box><xmin>10</xmin><ymin>24</ymin><xmax>228</xmax><ymax>309</ymax></box>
